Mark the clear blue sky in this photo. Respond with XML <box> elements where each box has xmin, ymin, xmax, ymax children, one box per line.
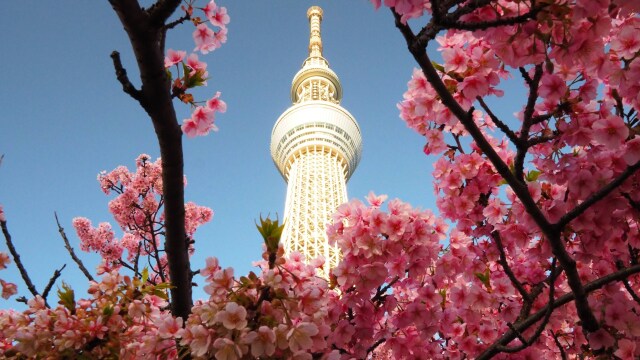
<box><xmin>0</xmin><ymin>2</ymin><xmax>522</xmax><ymax>307</ymax></box>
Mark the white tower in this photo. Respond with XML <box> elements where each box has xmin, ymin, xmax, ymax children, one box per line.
<box><xmin>270</xmin><ymin>6</ymin><xmax>362</xmax><ymax>275</ymax></box>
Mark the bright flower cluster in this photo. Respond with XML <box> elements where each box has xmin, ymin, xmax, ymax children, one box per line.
<box><xmin>73</xmin><ymin>154</ymin><xmax>212</xmax><ymax>282</ymax></box>
<box><xmin>163</xmin><ymin>0</ymin><xmax>229</xmax><ymax>137</ymax></box>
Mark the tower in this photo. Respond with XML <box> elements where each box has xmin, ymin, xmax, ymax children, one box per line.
<box><xmin>270</xmin><ymin>6</ymin><xmax>362</xmax><ymax>275</ymax></box>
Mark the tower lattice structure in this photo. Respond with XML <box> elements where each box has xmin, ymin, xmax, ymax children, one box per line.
<box><xmin>270</xmin><ymin>6</ymin><xmax>362</xmax><ymax>275</ymax></box>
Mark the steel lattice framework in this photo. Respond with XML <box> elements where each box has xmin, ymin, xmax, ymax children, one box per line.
<box><xmin>270</xmin><ymin>6</ymin><xmax>362</xmax><ymax>275</ymax></box>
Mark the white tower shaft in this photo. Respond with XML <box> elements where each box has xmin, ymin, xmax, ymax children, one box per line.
<box><xmin>283</xmin><ymin>147</ymin><xmax>347</xmax><ymax>274</ymax></box>
<box><xmin>271</xmin><ymin>6</ymin><xmax>362</xmax><ymax>275</ymax></box>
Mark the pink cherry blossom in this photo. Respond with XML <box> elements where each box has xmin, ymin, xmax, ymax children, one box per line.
<box><xmin>193</xmin><ymin>24</ymin><xmax>217</xmax><ymax>54</ymax></box>
<box><xmin>623</xmin><ymin>137</ymin><xmax>640</xmax><ymax>165</ymax></box>
<box><xmin>614</xmin><ymin>339</ymin><xmax>637</xmax><ymax>360</ymax></box>
<box><xmin>610</xmin><ymin>23</ymin><xmax>640</xmax><ymax>59</ymax></box>
<box><xmin>592</xmin><ymin>115</ymin><xmax>629</xmax><ymax>148</ymax></box>
<box><xmin>186</xmin><ymin>53</ymin><xmax>208</xmax><ymax>76</ymax></box>
<box><xmin>0</xmin><ymin>252</ymin><xmax>10</xmax><ymax>270</ymax></box>
<box><xmin>213</xmin><ymin>338</ymin><xmax>242</xmax><ymax>360</ymax></box>
<box><xmin>206</xmin><ymin>92</ymin><xmax>226</xmax><ymax>114</ymax></box>
<box><xmin>538</xmin><ymin>73</ymin><xmax>567</xmax><ymax>103</ymax></box>
<box><xmin>208</xmin><ymin>6</ymin><xmax>229</xmax><ymax>28</ymax></box>
<box><xmin>0</xmin><ymin>279</ymin><xmax>17</xmax><ymax>299</ymax></box>
<box><xmin>215</xmin><ymin>302</ymin><xmax>247</xmax><ymax>330</ymax></box>
<box><xmin>164</xmin><ymin>49</ymin><xmax>186</xmax><ymax>68</ymax></box>
<box><xmin>244</xmin><ymin>326</ymin><xmax>276</xmax><ymax>357</ymax></box>
<box><xmin>287</xmin><ymin>322</ymin><xmax>319</xmax><ymax>352</ymax></box>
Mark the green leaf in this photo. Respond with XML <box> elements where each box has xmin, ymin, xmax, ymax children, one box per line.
<box><xmin>141</xmin><ymin>268</ymin><xmax>149</xmax><ymax>284</ymax></box>
<box><xmin>525</xmin><ymin>170</ymin><xmax>541</xmax><ymax>182</ymax></box>
<box><xmin>103</xmin><ymin>305</ymin><xmax>114</xmax><ymax>316</ymax></box>
<box><xmin>431</xmin><ymin>61</ymin><xmax>445</xmax><ymax>73</ymax></box>
<box><xmin>474</xmin><ymin>268</ymin><xmax>491</xmax><ymax>291</ymax></box>
<box><xmin>57</xmin><ymin>282</ymin><xmax>75</xmax><ymax>312</ymax></box>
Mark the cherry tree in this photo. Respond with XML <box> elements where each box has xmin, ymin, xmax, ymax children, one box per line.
<box><xmin>2</xmin><ymin>0</ymin><xmax>640</xmax><ymax>359</ymax></box>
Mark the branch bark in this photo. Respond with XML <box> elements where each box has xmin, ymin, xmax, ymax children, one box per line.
<box><xmin>109</xmin><ymin>0</ymin><xmax>192</xmax><ymax>320</ymax></box>
<box><xmin>1</xmin><ymin>219</ymin><xmax>40</xmax><ymax>299</ymax></box>
<box><xmin>56</xmin><ymin>212</ymin><xmax>94</xmax><ymax>282</ymax></box>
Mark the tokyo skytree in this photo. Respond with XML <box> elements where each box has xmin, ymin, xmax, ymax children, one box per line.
<box><xmin>270</xmin><ymin>6</ymin><xmax>362</xmax><ymax>275</ymax></box>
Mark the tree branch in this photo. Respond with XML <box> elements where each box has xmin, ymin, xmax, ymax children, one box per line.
<box><xmin>56</xmin><ymin>212</ymin><xmax>94</xmax><ymax>282</ymax></box>
<box><xmin>492</xmin><ymin>231</ymin><xmax>530</xmax><ymax>302</ymax></box>
<box><xmin>148</xmin><ymin>0</ymin><xmax>182</xmax><ymax>27</ymax></box>
<box><xmin>1</xmin><ymin>219</ymin><xmax>39</xmax><ymax>299</ymax></box>
<box><xmin>514</xmin><ymin>64</ymin><xmax>543</xmax><ymax>182</ymax></box>
<box><xmin>477</xmin><ymin>96</ymin><xmax>519</xmax><ymax>145</ymax></box>
<box><xmin>477</xmin><ymin>263</ymin><xmax>640</xmax><ymax>359</ymax></box>
<box><xmin>556</xmin><ymin>161</ymin><xmax>640</xmax><ymax>230</ymax></box>
<box><xmin>42</xmin><ymin>264</ymin><xmax>66</xmax><ymax>301</ymax></box>
<box><xmin>110</xmin><ymin>0</ymin><xmax>192</xmax><ymax>319</ymax></box>
<box><xmin>110</xmin><ymin>51</ymin><xmax>142</xmax><ymax>102</ymax></box>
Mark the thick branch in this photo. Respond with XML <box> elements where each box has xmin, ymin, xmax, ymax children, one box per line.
<box><xmin>56</xmin><ymin>212</ymin><xmax>94</xmax><ymax>282</ymax></box>
<box><xmin>477</xmin><ymin>264</ymin><xmax>640</xmax><ymax>359</ymax></box>
<box><xmin>109</xmin><ymin>0</ymin><xmax>192</xmax><ymax>319</ymax></box>
<box><xmin>1</xmin><ymin>220</ymin><xmax>39</xmax><ymax>298</ymax></box>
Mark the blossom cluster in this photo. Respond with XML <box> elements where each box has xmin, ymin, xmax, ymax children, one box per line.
<box><xmin>73</xmin><ymin>154</ymin><xmax>213</xmax><ymax>281</ymax></box>
<box><xmin>163</xmin><ymin>0</ymin><xmax>229</xmax><ymax>137</ymax></box>
<box><xmin>376</xmin><ymin>0</ymin><xmax>640</xmax><ymax>358</ymax></box>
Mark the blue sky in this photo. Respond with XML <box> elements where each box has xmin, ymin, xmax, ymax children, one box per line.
<box><xmin>0</xmin><ymin>1</ymin><xmax>522</xmax><ymax>307</ymax></box>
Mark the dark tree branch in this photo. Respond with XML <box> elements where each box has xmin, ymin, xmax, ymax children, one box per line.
<box><xmin>440</xmin><ymin>10</ymin><xmax>542</xmax><ymax>32</ymax></box>
<box><xmin>496</xmin><ymin>258</ymin><xmax>557</xmax><ymax>353</ymax></box>
<box><xmin>110</xmin><ymin>51</ymin><xmax>142</xmax><ymax>102</ymax></box>
<box><xmin>148</xmin><ymin>0</ymin><xmax>182</xmax><ymax>27</ymax></box>
<box><xmin>109</xmin><ymin>0</ymin><xmax>192</xmax><ymax>319</ymax></box>
<box><xmin>391</xmin><ymin>6</ymin><xmax>599</xmax><ymax>333</ymax></box>
<box><xmin>165</xmin><ymin>13</ymin><xmax>191</xmax><ymax>31</ymax></box>
<box><xmin>477</xmin><ymin>263</ymin><xmax>640</xmax><ymax>359</ymax></box>
<box><xmin>556</xmin><ymin>161</ymin><xmax>640</xmax><ymax>230</ymax></box>
<box><xmin>42</xmin><ymin>264</ymin><xmax>66</xmax><ymax>301</ymax></box>
<box><xmin>477</xmin><ymin>97</ymin><xmax>519</xmax><ymax>144</ymax></box>
<box><xmin>622</xmin><ymin>192</ymin><xmax>640</xmax><ymax>213</ymax></box>
<box><xmin>492</xmin><ymin>231</ymin><xmax>530</xmax><ymax>302</ymax></box>
<box><xmin>56</xmin><ymin>212</ymin><xmax>94</xmax><ymax>282</ymax></box>
<box><xmin>551</xmin><ymin>330</ymin><xmax>568</xmax><ymax>360</ymax></box>
<box><xmin>514</xmin><ymin>64</ymin><xmax>543</xmax><ymax>182</ymax></box>
<box><xmin>1</xmin><ymin>219</ymin><xmax>39</xmax><ymax>299</ymax></box>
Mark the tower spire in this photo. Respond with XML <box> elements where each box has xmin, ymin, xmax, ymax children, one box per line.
<box><xmin>307</xmin><ymin>6</ymin><xmax>323</xmax><ymax>59</ymax></box>
<box><xmin>291</xmin><ymin>6</ymin><xmax>342</xmax><ymax>104</ymax></box>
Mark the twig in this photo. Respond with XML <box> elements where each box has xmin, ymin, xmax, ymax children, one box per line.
<box><xmin>514</xmin><ymin>64</ymin><xmax>543</xmax><ymax>182</ymax></box>
<box><xmin>1</xmin><ymin>219</ymin><xmax>39</xmax><ymax>298</ymax></box>
<box><xmin>492</xmin><ymin>231</ymin><xmax>530</xmax><ymax>302</ymax></box>
<box><xmin>477</xmin><ymin>97</ymin><xmax>519</xmax><ymax>144</ymax></box>
<box><xmin>42</xmin><ymin>264</ymin><xmax>66</xmax><ymax>301</ymax></box>
<box><xmin>55</xmin><ymin>212</ymin><xmax>94</xmax><ymax>282</ymax></box>
<box><xmin>551</xmin><ymin>330</ymin><xmax>568</xmax><ymax>360</ymax></box>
